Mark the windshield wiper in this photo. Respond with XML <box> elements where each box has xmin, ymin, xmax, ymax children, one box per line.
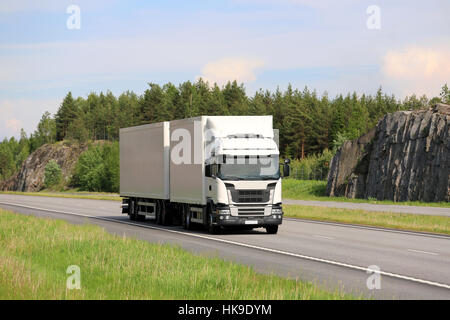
<box><xmin>220</xmin><ymin>176</ymin><xmax>245</xmax><ymax>181</ymax></box>
<box><xmin>260</xmin><ymin>176</ymin><xmax>279</xmax><ymax>180</ymax></box>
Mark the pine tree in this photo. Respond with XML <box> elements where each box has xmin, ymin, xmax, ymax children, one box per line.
<box><xmin>440</xmin><ymin>84</ymin><xmax>450</xmax><ymax>104</ymax></box>
<box><xmin>55</xmin><ymin>92</ymin><xmax>78</xmax><ymax>141</ymax></box>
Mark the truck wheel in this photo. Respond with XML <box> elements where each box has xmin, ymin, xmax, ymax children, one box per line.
<box><xmin>207</xmin><ymin>213</ymin><xmax>220</xmax><ymax>234</ymax></box>
<box><xmin>266</xmin><ymin>225</ymin><xmax>278</xmax><ymax>234</ymax></box>
<box><xmin>182</xmin><ymin>205</ymin><xmax>191</xmax><ymax>230</ymax></box>
<box><xmin>160</xmin><ymin>201</ymin><xmax>170</xmax><ymax>226</ymax></box>
<box><xmin>156</xmin><ymin>200</ymin><xmax>163</xmax><ymax>225</ymax></box>
<box><xmin>129</xmin><ymin>199</ymin><xmax>137</xmax><ymax>221</ymax></box>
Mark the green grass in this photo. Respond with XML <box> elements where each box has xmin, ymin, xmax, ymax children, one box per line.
<box><xmin>284</xmin><ymin>205</ymin><xmax>450</xmax><ymax>235</ymax></box>
<box><xmin>0</xmin><ymin>208</ymin><xmax>356</xmax><ymax>300</ymax></box>
<box><xmin>0</xmin><ymin>190</ymin><xmax>121</xmax><ymax>202</ymax></box>
<box><xmin>282</xmin><ymin>179</ymin><xmax>450</xmax><ymax>208</ymax></box>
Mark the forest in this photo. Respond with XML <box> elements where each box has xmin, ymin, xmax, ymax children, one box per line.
<box><xmin>0</xmin><ymin>80</ymin><xmax>449</xmax><ymax>188</ymax></box>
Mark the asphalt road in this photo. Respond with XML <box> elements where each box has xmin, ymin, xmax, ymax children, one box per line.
<box><xmin>17</xmin><ymin>192</ymin><xmax>450</xmax><ymax>216</ymax></box>
<box><xmin>0</xmin><ymin>194</ymin><xmax>449</xmax><ymax>300</ymax></box>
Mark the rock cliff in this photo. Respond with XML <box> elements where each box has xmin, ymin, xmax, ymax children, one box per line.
<box><xmin>0</xmin><ymin>141</ymin><xmax>88</xmax><ymax>192</ymax></box>
<box><xmin>326</xmin><ymin>104</ymin><xmax>450</xmax><ymax>202</ymax></box>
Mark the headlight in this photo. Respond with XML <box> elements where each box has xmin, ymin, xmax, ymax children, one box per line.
<box><xmin>272</xmin><ymin>208</ymin><xmax>282</xmax><ymax>215</ymax></box>
<box><xmin>217</xmin><ymin>209</ymin><xmax>231</xmax><ymax>215</ymax></box>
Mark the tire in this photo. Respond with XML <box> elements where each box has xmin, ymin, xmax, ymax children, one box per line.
<box><xmin>156</xmin><ymin>200</ymin><xmax>163</xmax><ymax>225</ymax></box>
<box><xmin>160</xmin><ymin>201</ymin><xmax>171</xmax><ymax>226</ymax></box>
<box><xmin>266</xmin><ymin>225</ymin><xmax>278</xmax><ymax>234</ymax></box>
<box><xmin>129</xmin><ymin>199</ymin><xmax>137</xmax><ymax>221</ymax></box>
<box><xmin>182</xmin><ymin>205</ymin><xmax>192</xmax><ymax>230</ymax></box>
<box><xmin>207</xmin><ymin>210</ymin><xmax>220</xmax><ymax>234</ymax></box>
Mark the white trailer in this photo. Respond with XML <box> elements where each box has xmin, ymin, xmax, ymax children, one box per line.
<box><xmin>169</xmin><ymin>117</ymin><xmax>206</xmax><ymax>205</ymax></box>
<box><xmin>120</xmin><ymin>116</ymin><xmax>288</xmax><ymax>234</ymax></box>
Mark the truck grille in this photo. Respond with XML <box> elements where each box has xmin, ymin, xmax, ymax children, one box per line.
<box><xmin>229</xmin><ymin>189</ymin><xmax>270</xmax><ymax>203</ymax></box>
<box><xmin>237</xmin><ymin>207</ymin><xmax>265</xmax><ymax>216</ymax></box>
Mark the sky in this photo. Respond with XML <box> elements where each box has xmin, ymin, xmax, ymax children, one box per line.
<box><xmin>0</xmin><ymin>0</ymin><xmax>449</xmax><ymax>139</ymax></box>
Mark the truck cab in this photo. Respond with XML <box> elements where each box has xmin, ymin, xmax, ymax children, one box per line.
<box><xmin>203</xmin><ymin>117</ymin><xmax>282</xmax><ymax>234</ymax></box>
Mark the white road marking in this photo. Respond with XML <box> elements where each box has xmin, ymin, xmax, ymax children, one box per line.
<box><xmin>313</xmin><ymin>235</ymin><xmax>335</xmax><ymax>240</ymax></box>
<box><xmin>407</xmin><ymin>249</ymin><xmax>438</xmax><ymax>256</ymax></box>
<box><xmin>1</xmin><ymin>201</ymin><xmax>450</xmax><ymax>291</ymax></box>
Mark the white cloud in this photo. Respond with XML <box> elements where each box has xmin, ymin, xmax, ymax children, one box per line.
<box><xmin>0</xmin><ymin>36</ymin><xmax>210</xmax><ymax>84</ymax></box>
<box><xmin>0</xmin><ymin>0</ymin><xmax>118</xmax><ymax>14</ymax></box>
<box><xmin>231</xmin><ymin>0</ymin><xmax>355</xmax><ymax>8</ymax></box>
<box><xmin>6</xmin><ymin>118</ymin><xmax>22</xmax><ymax>132</ymax></box>
<box><xmin>382</xmin><ymin>46</ymin><xmax>450</xmax><ymax>97</ymax></box>
<box><xmin>197</xmin><ymin>58</ymin><xmax>264</xmax><ymax>87</ymax></box>
<box><xmin>383</xmin><ymin>46</ymin><xmax>450</xmax><ymax>79</ymax></box>
<box><xmin>0</xmin><ymin>0</ymin><xmax>58</xmax><ymax>14</ymax></box>
<box><xmin>0</xmin><ymin>98</ymin><xmax>60</xmax><ymax>139</ymax></box>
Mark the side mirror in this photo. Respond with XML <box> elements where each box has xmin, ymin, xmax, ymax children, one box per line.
<box><xmin>283</xmin><ymin>162</ymin><xmax>290</xmax><ymax>177</ymax></box>
<box><xmin>205</xmin><ymin>165</ymin><xmax>211</xmax><ymax>177</ymax></box>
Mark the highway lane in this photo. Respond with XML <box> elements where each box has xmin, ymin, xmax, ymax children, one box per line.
<box><xmin>0</xmin><ymin>194</ymin><xmax>449</xmax><ymax>300</ymax></box>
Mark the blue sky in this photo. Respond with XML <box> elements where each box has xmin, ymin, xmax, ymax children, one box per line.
<box><xmin>1</xmin><ymin>0</ymin><xmax>449</xmax><ymax>139</ymax></box>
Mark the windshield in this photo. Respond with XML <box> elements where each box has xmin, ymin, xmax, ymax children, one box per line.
<box><xmin>217</xmin><ymin>155</ymin><xmax>280</xmax><ymax>181</ymax></box>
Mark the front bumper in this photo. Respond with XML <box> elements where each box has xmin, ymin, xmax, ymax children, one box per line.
<box><xmin>215</xmin><ymin>214</ymin><xmax>282</xmax><ymax>227</ymax></box>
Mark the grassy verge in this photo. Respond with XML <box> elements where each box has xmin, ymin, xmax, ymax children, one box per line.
<box><xmin>0</xmin><ymin>208</ymin><xmax>356</xmax><ymax>300</ymax></box>
<box><xmin>282</xmin><ymin>179</ymin><xmax>450</xmax><ymax>208</ymax></box>
<box><xmin>0</xmin><ymin>191</ymin><xmax>121</xmax><ymax>202</ymax></box>
<box><xmin>284</xmin><ymin>205</ymin><xmax>450</xmax><ymax>235</ymax></box>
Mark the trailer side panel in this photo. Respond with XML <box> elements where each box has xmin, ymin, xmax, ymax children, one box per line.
<box><xmin>169</xmin><ymin>117</ymin><xmax>206</xmax><ymax>205</ymax></box>
<box><xmin>120</xmin><ymin>122</ymin><xmax>170</xmax><ymax>199</ymax></box>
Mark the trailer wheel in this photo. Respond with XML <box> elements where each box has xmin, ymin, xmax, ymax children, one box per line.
<box><xmin>156</xmin><ymin>200</ymin><xmax>163</xmax><ymax>225</ymax></box>
<box><xmin>266</xmin><ymin>225</ymin><xmax>278</xmax><ymax>234</ymax></box>
<box><xmin>129</xmin><ymin>199</ymin><xmax>137</xmax><ymax>221</ymax></box>
<box><xmin>160</xmin><ymin>201</ymin><xmax>170</xmax><ymax>226</ymax></box>
<box><xmin>182</xmin><ymin>205</ymin><xmax>192</xmax><ymax>230</ymax></box>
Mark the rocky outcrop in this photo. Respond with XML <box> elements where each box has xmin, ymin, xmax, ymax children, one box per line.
<box><xmin>326</xmin><ymin>104</ymin><xmax>450</xmax><ymax>202</ymax></box>
<box><xmin>0</xmin><ymin>141</ymin><xmax>88</xmax><ymax>192</ymax></box>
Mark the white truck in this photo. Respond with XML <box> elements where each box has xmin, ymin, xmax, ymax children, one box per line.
<box><xmin>120</xmin><ymin>116</ymin><xmax>289</xmax><ymax>234</ymax></box>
